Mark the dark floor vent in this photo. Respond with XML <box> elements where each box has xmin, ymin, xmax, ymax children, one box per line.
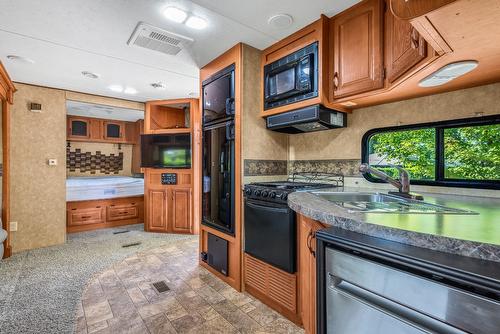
<box><xmin>113</xmin><ymin>230</ymin><xmax>130</xmax><ymax>235</ymax></box>
<box><xmin>152</xmin><ymin>281</ymin><xmax>170</xmax><ymax>293</ymax></box>
<box><xmin>122</xmin><ymin>242</ymin><xmax>141</xmax><ymax>248</ymax></box>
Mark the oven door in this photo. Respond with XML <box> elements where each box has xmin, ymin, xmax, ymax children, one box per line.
<box><xmin>244</xmin><ymin>198</ymin><xmax>296</xmax><ymax>273</ymax></box>
<box><xmin>202</xmin><ymin>120</ymin><xmax>235</xmax><ymax>235</ymax></box>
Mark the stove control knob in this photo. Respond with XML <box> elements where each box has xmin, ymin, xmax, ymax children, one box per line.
<box><xmin>269</xmin><ymin>191</ymin><xmax>276</xmax><ymax>199</ymax></box>
<box><xmin>255</xmin><ymin>190</ymin><xmax>262</xmax><ymax>196</ymax></box>
<box><xmin>245</xmin><ymin>188</ymin><xmax>252</xmax><ymax>196</ymax></box>
<box><xmin>282</xmin><ymin>193</ymin><xmax>288</xmax><ymax>201</ymax></box>
<box><xmin>261</xmin><ymin>190</ymin><xmax>269</xmax><ymax>198</ymax></box>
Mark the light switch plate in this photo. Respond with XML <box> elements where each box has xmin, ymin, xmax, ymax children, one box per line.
<box><xmin>48</xmin><ymin>159</ymin><xmax>57</xmax><ymax>166</ymax></box>
<box><xmin>10</xmin><ymin>221</ymin><xmax>18</xmax><ymax>232</ymax></box>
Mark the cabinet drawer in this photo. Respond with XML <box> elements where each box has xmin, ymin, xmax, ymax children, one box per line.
<box><xmin>68</xmin><ymin>208</ymin><xmax>103</xmax><ymax>226</ymax></box>
<box><xmin>107</xmin><ymin>204</ymin><xmax>138</xmax><ymax>221</ymax></box>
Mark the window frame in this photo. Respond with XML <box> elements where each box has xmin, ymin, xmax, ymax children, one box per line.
<box><xmin>361</xmin><ymin>115</ymin><xmax>500</xmax><ymax>190</ymax></box>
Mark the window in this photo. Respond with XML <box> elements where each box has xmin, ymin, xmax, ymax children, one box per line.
<box><xmin>362</xmin><ymin>115</ymin><xmax>500</xmax><ymax>189</ymax></box>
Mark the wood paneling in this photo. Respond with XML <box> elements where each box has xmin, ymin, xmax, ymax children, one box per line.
<box><xmin>331</xmin><ymin>0</ymin><xmax>384</xmax><ymax>99</ymax></box>
<box><xmin>131</xmin><ymin>120</ymin><xmax>144</xmax><ymax>174</ymax></box>
<box><xmin>0</xmin><ymin>61</ymin><xmax>14</xmax><ymax>258</ymax></box>
<box><xmin>390</xmin><ymin>0</ymin><xmax>457</xmax><ymax>20</ymax></box>
<box><xmin>244</xmin><ymin>254</ymin><xmax>300</xmax><ymax>324</ymax></box>
<box><xmin>144</xmin><ymin>98</ymin><xmax>194</xmax><ymax>135</ymax></box>
<box><xmin>199</xmin><ymin>44</ymin><xmax>242</xmax><ymax>291</ymax></box>
<box><xmin>298</xmin><ymin>214</ymin><xmax>327</xmax><ymax>334</ymax></box>
<box><xmin>66</xmin><ymin>196</ymin><xmax>144</xmax><ymax>233</ymax></box>
<box><xmin>385</xmin><ymin>6</ymin><xmax>430</xmax><ymax>83</ymax></box>
<box><xmin>147</xmin><ymin>189</ymin><xmax>168</xmax><ymax>232</ymax></box>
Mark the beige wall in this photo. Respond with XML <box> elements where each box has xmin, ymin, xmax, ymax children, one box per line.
<box><xmin>241</xmin><ymin>45</ymin><xmax>288</xmax><ymax>161</ymax></box>
<box><xmin>10</xmin><ymin>84</ymin><xmax>67</xmax><ymax>252</ymax></box>
<box><xmin>67</xmin><ymin>142</ymin><xmax>133</xmax><ymax>177</ymax></box>
<box><xmin>289</xmin><ymin>83</ymin><xmax>500</xmax><ymax>160</ymax></box>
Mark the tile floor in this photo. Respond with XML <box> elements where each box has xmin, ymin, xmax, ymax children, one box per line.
<box><xmin>76</xmin><ymin>238</ymin><xmax>305</xmax><ymax>334</ymax></box>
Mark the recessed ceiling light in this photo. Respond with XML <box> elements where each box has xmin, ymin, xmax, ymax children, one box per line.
<box><xmin>81</xmin><ymin>71</ymin><xmax>100</xmax><ymax>79</ymax></box>
<box><xmin>268</xmin><ymin>14</ymin><xmax>293</xmax><ymax>29</ymax></box>
<box><xmin>419</xmin><ymin>60</ymin><xmax>478</xmax><ymax>87</ymax></box>
<box><xmin>186</xmin><ymin>16</ymin><xmax>208</xmax><ymax>30</ymax></box>
<box><xmin>124</xmin><ymin>87</ymin><xmax>137</xmax><ymax>95</ymax></box>
<box><xmin>109</xmin><ymin>85</ymin><xmax>123</xmax><ymax>93</ymax></box>
<box><xmin>6</xmin><ymin>55</ymin><xmax>35</xmax><ymax>64</ymax></box>
<box><xmin>151</xmin><ymin>82</ymin><xmax>167</xmax><ymax>90</ymax></box>
<box><xmin>163</xmin><ymin>7</ymin><xmax>188</xmax><ymax>23</ymax></box>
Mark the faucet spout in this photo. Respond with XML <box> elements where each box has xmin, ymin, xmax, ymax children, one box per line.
<box><xmin>359</xmin><ymin>163</ymin><xmax>414</xmax><ymax>196</ymax></box>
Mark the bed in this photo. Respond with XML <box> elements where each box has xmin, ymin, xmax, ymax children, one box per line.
<box><xmin>66</xmin><ymin>176</ymin><xmax>144</xmax><ymax>201</ymax></box>
<box><xmin>66</xmin><ymin>176</ymin><xmax>145</xmax><ymax>233</ymax></box>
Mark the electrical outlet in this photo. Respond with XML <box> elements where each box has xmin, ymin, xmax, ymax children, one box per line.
<box><xmin>10</xmin><ymin>221</ymin><xmax>18</xmax><ymax>232</ymax></box>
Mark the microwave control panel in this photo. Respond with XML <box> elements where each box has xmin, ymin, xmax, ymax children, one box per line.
<box><xmin>161</xmin><ymin>173</ymin><xmax>177</xmax><ymax>185</ymax></box>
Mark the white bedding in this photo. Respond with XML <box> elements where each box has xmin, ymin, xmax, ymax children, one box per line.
<box><xmin>66</xmin><ymin>176</ymin><xmax>144</xmax><ymax>201</ymax></box>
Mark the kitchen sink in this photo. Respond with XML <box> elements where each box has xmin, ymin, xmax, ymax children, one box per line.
<box><xmin>311</xmin><ymin>192</ymin><xmax>477</xmax><ymax>214</ymax></box>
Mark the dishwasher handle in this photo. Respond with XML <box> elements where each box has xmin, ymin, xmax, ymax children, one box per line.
<box><xmin>328</xmin><ymin>274</ymin><xmax>468</xmax><ymax>334</ymax></box>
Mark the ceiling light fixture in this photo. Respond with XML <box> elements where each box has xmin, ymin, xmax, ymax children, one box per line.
<box><xmin>163</xmin><ymin>7</ymin><xmax>188</xmax><ymax>23</ymax></box>
<box><xmin>185</xmin><ymin>16</ymin><xmax>208</xmax><ymax>30</ymax></box>
<box><xmin>108</xmin><ymin>85</ymin><xmax>124</xmax><ymax>93</ymax></box>
<box><xmin>151</xmin><ymin>82</ymin><xmax>167</xmax><ymax>90</ymax></box>
<box><xmin>268</xmin><ymin>14</ymin><xmax>293</xmax><ymax>29</ymax></box>
<box><xmin>124</xmin><ymin>87</ymin><xmax>137</xmax><ymax>95</ymax></box>
<box><xmin>419</xmin><ymin>60</ymin><xmax>478</xmax><ymax>87</ymax></box>
<box><xmin>6</xmin><ymin>55</ymin><xmax>35</xmax><ymax>64</ymax></box>
<box><xmin>81</xmin><ymin>71</ymin><xmax>100</xmax><ymax>79</ymax></box>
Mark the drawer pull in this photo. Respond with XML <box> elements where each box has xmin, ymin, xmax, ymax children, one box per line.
<box><xmin>307</xmin><ymin>230</ymin><xmax>316</xmax><ymax>258</ymax></box>
<box><xmin>82</xmin><ymin>216</ymin><xmax>92</xmax><ymax>219</ymax></box>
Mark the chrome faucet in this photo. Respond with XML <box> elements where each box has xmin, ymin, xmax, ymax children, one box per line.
<box><xmin>359</xmin><ymin>163</ymin><xmax>423</xmax><ymax>200</ymax></box>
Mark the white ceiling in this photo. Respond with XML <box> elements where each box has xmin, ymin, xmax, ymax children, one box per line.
<box><xmin>66</xmin><ymin>100</ymin><xmax>144</xmax><ymax>121</ymax></box>
<box><xmin>0</xmin><ymin>0</ymin><xmax>359</xmax><ymax>102</ymax></box>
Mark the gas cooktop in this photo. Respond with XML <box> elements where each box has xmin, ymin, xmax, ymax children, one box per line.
<box><xmin>250</xmin><ymin>181</ymin><xmax>333</xmax><ymax>190</ymax></box>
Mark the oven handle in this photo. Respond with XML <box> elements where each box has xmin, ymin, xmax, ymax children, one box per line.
<box><xmin>245</xmin><ymin>200</ymin><xmax>290</xmax><ymax>213</ymax></box>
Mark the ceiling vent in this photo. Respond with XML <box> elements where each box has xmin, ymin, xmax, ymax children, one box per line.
<box><xmin>127</xmin><ymin>22</ymin><xmax>193</xmax><ymax>56</ymax></box>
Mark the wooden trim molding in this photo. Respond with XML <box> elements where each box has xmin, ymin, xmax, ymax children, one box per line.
<box><xmin>0</xmin><ymin>61</ymin><xmax>15</xmax><ymax>258</ymax></box>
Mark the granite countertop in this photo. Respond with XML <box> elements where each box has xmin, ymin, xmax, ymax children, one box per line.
<box><xmin>288</xmin><ymin>187</ymin><xmax>500</xmax><ymax>262</ymax></box>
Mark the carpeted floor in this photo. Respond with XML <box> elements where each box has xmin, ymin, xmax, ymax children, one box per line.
<box><xmin>0</xmin><ymin>224</ymin><xmax>196</xmax><ymax>334</ymax></box>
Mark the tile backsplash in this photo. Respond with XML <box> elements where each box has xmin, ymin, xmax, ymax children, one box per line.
<box><xmin>67</xmin><ymin>147</ymin><xmax>123</xmax><ymax>174</ymax></box>
<box><xmin>243</xmin><ymin>158</ymin><xmax>361</xmax><ymax>177</ymax></box>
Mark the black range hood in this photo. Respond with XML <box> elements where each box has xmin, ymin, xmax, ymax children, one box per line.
<box><xmin>266</xmin><ymin>104</ymin><xmax>346</xmax><ymax>134</ymax></box>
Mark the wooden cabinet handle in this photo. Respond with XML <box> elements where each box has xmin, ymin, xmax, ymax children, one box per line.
<box><xmin>410</xmin><ymin>27</ymin><xmax>420</xmax><ymax>49</ymax></box>
<box><xmin>307</xmin><ymin>230</ymin><xmax>316</xmax><ymax>258</ymax></box>
<box><xmin>333</xmin><ymin>72</ymin><xmax>339</xmax><ymax>91</ymax></box>
<box><xmin>82</xmin><ymin>216</ymin><xmax>92</xmax><ymax>219</ymax></box>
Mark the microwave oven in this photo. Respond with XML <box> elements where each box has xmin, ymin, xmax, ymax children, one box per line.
<box><xmin>264</xmin><ymin>42</ymin><xmax>318</xmax><ymax>110</ymax></box>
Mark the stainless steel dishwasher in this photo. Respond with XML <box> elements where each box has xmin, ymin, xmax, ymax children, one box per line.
<box><xmin>316</xmin><ymin>227</ymin><xmax>500</xmax><ymax>334</ymax></box>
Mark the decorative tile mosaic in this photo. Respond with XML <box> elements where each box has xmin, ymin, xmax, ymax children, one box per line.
<box><xmin>243</xmin><ymin>159</ymin><xmax>288</xmax><ymax>176</ymax></box>
<box><xmin>288</xmin><ymin>159</ymin><xmax>361</xmax><ymax>177</ymax></box>
<box><xmin>67</xmin><ymin>147</ymin><xmax>123</xmax><ymax>174</ymax></box>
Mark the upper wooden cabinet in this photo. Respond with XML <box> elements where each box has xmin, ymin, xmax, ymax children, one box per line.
<box><xmin>67</xmin><ymin>115</ymin><xmax>140</xmax><ymax>144</ymax></box>
<box><xmin>103</xmin><ymin>120</ymin><xmax>125</xmax><ymax>142</ymax></box>
<box><xmin>330</xmin><ymin>0</ymin><xmax>385</xmax><ymax>99</ymax></box>
<box><xmin>385</xmin><ymin>6</ymin><xmax>429</xmax><ymax>83</ymax></box>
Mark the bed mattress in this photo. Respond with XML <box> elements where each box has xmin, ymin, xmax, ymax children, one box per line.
<box><xmin>66</xmin><ymin>176</ymin><xmax>144</xmax><ymax>201</ymax></box>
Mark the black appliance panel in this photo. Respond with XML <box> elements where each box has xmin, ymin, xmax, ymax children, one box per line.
<box><xmin>264</xmin><ymin>42</ymin><xmax>318</xmax><ymax>110</ymax></box>
<box><xmin>244</xmin><ymin>199</ymin><xmax>296</xmax><ymax>273</ymax></box>
<box><xmin>207</xmin><ymin>233</ymin><xmax>228</xmax><ymax>276</ymax></box>
<box><xmin>202</xmin><ymin>120</ymin><xmax>235</xmax><ymax>235</ymax></box>
<box><xmin>161</xmin><ymin>173</ymin><xmax>177</xmax><ymax>185</ymax></box>
<box><xmin>202</xmin><ymin>64</ymin><xmax>235</xmax><ymax>125</ymax></box>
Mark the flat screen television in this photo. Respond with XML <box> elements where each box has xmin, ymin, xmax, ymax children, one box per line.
<box><xmin>141</xmin><ymin>133</ymin><xmax>191</xmax><ymax>168</ymax></box>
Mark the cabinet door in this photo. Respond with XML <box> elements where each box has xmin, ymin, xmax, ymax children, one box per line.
<box><xmin>147</xmin><ymin>190</ymin><xmax>168</xmax><ymax>232</ymax></box>
<box><xmin>67</xmin><ymin>117</ymin><xmax>90</xmax><ymax>139</ymax></box>
<box><xmin>103</xmin><ymin>121</ymin><xmax>125</xmax><ymax>141</ymax></box>
<box><xmin>171</xmin><ymin>188</ymin><xmax>192</xmax><ymax>233</ymax></box>
<box><xmin>385</xmin><ymin>8</ymin><xmax>427</xmax><ymax>83</ymax></box>
<box><xmin>331</xmin><ymin>0</ymin><xmax>384</xmax><ymax>99</ymax></box>
<box><xmin>298</xmin><ymin>215</ymin><xmax>326</xmax><ymax>334</ymax></box>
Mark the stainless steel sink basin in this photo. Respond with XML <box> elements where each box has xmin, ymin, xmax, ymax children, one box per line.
<box><xmin>311</xmin><ymin>192</ymin><xmax>477</xmax><ymax>215</ymax></box>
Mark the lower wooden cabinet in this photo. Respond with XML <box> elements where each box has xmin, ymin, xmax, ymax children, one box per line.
<box><xmin>146</xmin><ymin>187</ymin><xmax>193</xmax><ymax>234</ymax></box>
<box><xmin>298</xmin><ymin>214</ymin><xmax>327</xmax><ymax>334</ymax></box>
<box><xmin>67</xmin><ymin>196</ymin><xmax>144</xmax><ymax>233</ymax></box>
